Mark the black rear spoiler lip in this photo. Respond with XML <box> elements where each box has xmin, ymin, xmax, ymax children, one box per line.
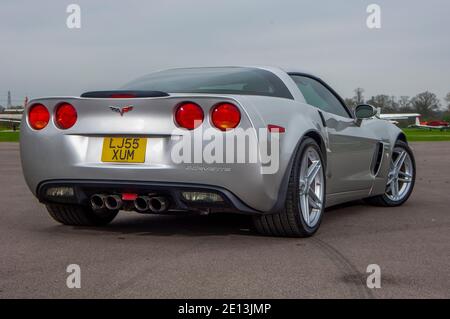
<box><xmin>80</xmin><ymin>90</ymin><xmax>170</xmax><ymax>98</ymax></box>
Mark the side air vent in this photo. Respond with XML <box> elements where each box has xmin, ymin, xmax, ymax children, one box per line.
<box><xmin>371</xmin><ymin>142</ymin><xmax>384</xmax><ymax>176</ymax></box>
<box><xmin>80</xmin><ymin>90</ymin><xmax>169</xmax><ymax>98</ymax></box>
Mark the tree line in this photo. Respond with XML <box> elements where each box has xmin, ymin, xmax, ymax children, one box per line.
<box><xmin>344</xmin><ymin>88</ymin><xmax>450</xmax><ymax>121</ymax></box>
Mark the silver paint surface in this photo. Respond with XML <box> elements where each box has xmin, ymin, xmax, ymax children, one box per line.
<box><xmin>20</xmin><ymin>67</ymin><xmax>404</xmax><ymax>212</ymax></box>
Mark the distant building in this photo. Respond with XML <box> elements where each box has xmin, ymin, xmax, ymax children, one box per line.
<box><xmin>4</xmin><ymin>107</ymin><xmax>24</xmax><ymax>113</ymax></box>
<box><xmin>0</xmin><ymin>105</ymin><xmax>5</xmax><ymax>112</ymax></box>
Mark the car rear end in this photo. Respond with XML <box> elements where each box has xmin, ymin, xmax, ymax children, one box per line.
<box><xmin>20</xmin><ymin>93</ymin><xmax>274</xmax><ymax>215</ymax></box>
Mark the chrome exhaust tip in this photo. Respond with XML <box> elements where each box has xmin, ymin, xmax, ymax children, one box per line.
<box><xmin>148</xmin><ymin>196</ymin><xmax>169</xmax><ymax>213</ymax></box>
<box><xmin>90</xmin><ymin>194</ymin><xmax>107</xmax><ymax>210</ymax></box>
<box><xmin>134</xmin><ymin>196</ymin><xmax>150</xmax><ymax>212</ymax></box>
<box><xmin>105</xmin><ymin>194</ymin><xmax>123</xmax><ymax>210</ymax></box>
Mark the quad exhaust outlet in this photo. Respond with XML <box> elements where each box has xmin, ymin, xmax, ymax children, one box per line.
<box><xmin>90</xmin><ymin>193</ymin><xmax>169</xmax><ymax>213</ymax></box>
<box><xmin>105</xmin><ymin>195</ymin><xmax>122</xmax><ymax>210</ymax></box>
<box><xmin>90</xmin><ymin>194</ymin><xmax>123</xmax><ymax>211</ymax></box>
<box><xmin>134</xmin><ymin>196</ymin><xmax>151</xmax><ymax>212</ymax></box>
<box><xmin>148</xmin><ymin>196</ymin><xmax>169</xmax><ymax>213</ymax></box>
<box><xmin>90</xmin><ymin>194</ymin><xmax>107</xmax><ymax>210</ymax></box>
<box><xmin>134</xmin><ymin>195</ymin><xmax>169</xmax><ymax>213</ymax></box>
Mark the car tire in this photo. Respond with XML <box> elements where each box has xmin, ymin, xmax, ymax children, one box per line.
<box><xmin>253</xmin><ymin>137</ymin><xmax>326</xmax><ymax>237</ymax></box>
<box><xmin>46</xmin><ymin>204</ymin><xmax>118</xmax><ymax>226</ymax></box>
<box><xmin>365</xmin><ymin>140</ymin><xmax>416</xmax><ymax>207</ymax></box>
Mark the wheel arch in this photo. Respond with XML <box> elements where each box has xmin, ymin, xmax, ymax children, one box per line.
<box><xmin>303</xmin><ymin>130</ymin><xmax>327</xmax><ymax>167</ymax></box>
<box><xmin>267</xmin><ymin>129</ymin><xmax>326</xmax><ymax>214</ymax></box>
<box><xmin>397</xmin><ymin>132</ymin><xmax>407</xmax><ymax>143</ymax></box>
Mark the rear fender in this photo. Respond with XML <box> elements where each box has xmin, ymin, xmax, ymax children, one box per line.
<box><xmin>238</xmin><ymin>96</ymin><xmax>326</xmax><ymax>213</ymax></box>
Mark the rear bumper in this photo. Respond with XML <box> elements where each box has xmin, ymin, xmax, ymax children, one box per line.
<box><xmin>37</xmin><ymin>180</ymin><xmax>262</xmax><ymax>214</ymax></box>
<box><xmin>21</xmin><ymin>132</ymin><xmax>287</xmax><ymax>213</ymax></box>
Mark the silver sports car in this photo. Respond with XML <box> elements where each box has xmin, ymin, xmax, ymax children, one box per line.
<box><xmin>20</xmin><ymin>66</ymin><xmax>416</xmax><ymax>237</ymax></box>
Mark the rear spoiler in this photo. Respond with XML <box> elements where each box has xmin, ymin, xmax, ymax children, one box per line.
<box><xmin>80</xmin><ymin>90</ymin><xmax>169</xmax><ymax>98</ymax></box>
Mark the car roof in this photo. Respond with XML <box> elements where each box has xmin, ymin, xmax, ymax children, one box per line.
<box><xmin>160</xmin><ymin>65</ymin><xmax>316</xmax><ymax>76</ymax></box>
<box><xmin>145</xmin><ymin>66</ymin><xmax>314</xmax><ymax>103</ymax></box>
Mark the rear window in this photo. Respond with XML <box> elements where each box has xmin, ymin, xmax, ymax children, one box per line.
<box><xmin>122</xmin><ymin>67</ymin><xmax>293</xmax><ymax>99</ymax></box>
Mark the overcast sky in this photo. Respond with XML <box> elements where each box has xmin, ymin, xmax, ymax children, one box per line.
<box><xmin>1</xmin><ymin>0</ymin><xmax>449</xmax><ymax>106</ymax></box>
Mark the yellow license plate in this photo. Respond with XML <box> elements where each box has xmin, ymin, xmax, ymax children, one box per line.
<box><xmin>101</xmin><ymin>137</ymin><xmax>147</xmax><ymax>163</ymax></box>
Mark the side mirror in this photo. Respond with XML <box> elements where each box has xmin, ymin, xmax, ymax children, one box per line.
<box><xmin>354</xmin><ymin>104</ymin><xmax>377</xmax><ymax>123</ymax></box>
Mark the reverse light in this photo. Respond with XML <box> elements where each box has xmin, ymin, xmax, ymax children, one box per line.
<box><xmin>211</xmin><ymin>102</ymin><xmax>241</xmax><ymax>131</ymax></box>
<box><xmin>55</xmin><ymin>102</ymin><xmax>77</xmax><ymax>129</ymax></box>
<box><xmin>181</xmin><ymin>192</ymin><xmax>224</xmax><ymax>203</ymax></box>
<box><xmin>175</xmin><ymin>102</ymin><xmax>204</xmax><ymax>130</ymax></box>
<box><xmin>28</xmin><ymin>104</ymin><xmax>50</xmax><ymax>130</ymax></box>
<box><xmin>45</xmin><ymin>187</ymin><xmax>75</xmax><ymax>198</ymax></box>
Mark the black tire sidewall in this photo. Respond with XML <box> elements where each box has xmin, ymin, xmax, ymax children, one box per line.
<box><xmin>46</xmin><ymin>204</ymin><xmax>118</xmax><ymax>226</ymax></box>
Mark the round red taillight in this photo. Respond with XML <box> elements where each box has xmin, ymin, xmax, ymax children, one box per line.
<box><xmin>175</xmin><ymin>102</ymin><xmax>204</xmax><ymax>130</ymax></box>
<box><xmin>55</xmin><ymin>103</ymin><xmax>77</xmax><ymax>129</ymax></box>
<box><xmin>211</xmin><ymin>102</ymin><xmax>241</xmax><ymax>131</ymax></box>
<box><xmin>28</xmin><ymin>104</ymin><xmax>50</xmax><ymax>130</ymax></box>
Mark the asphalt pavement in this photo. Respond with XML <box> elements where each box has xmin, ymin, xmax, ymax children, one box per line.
<box><xmin>0</xmin><ymin>142</ymin><xmax>449</xmax><ymax>298</ymax></box>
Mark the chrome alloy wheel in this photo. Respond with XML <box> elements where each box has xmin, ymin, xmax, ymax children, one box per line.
<box><xmin>298</xmin><ymin>147</ymin><xmax>324</xmax><ymax>228</ymax></box>
<box><xmin>386</xmin><ymin>146</ymin><xmax>414</xmax><ymax>201</ymax></box>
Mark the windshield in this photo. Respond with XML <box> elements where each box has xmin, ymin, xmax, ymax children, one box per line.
<box><xmin>122</xmin><ymin>67</ymin><xmax>293</xmax><ymax>99</ymax></box>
